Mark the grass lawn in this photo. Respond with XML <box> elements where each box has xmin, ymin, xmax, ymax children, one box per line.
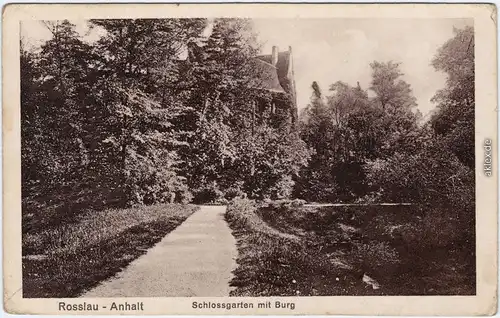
<box><xmin>22</xmin><ymin>204</ymin><xmax>198</xmax><ymax>298</ymax></box>
<box><xmin>226</xmin><ymin>199</ymin><xmax>475</xmax><ymax>296</ymax></box>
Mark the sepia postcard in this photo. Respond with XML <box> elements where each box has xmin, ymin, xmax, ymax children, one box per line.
<box><xmin>3</xmin><ymin>3</ymin><xmax>498</xmax><ymax>316</ymax></box>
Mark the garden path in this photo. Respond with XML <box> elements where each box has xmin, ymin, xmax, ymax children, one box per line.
<box><xmin>82</xmin><ymin>205</ymin><xmax>237</xmax><ymax>297</ymax></box>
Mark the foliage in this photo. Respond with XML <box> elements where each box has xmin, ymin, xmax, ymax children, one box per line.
<box><xmin>359</xmin><ymin>27</ymin><xmax>475</xmax><ymax>250</ymax></box>
<box><xmin>297</xmin><ymin>27</ymin><xmax>472</xmax><ymax>207</ymax></box>
<box><xmin>430</xmin><ymin>26</ymin><xmax>474</xmax><ymax>168</ymax></box>
<box><xmin>168</xmin><ymin>18</ymin><xmax>310</xmax><ymax>201</ymax></box>
<box><xmin>364</xmin><ymin>138</ymin><xmax>473</xmax><ymax>205</ymax></box>
<box><xmin>230</xmin><ymin>126</ymin><xmax>310</xmax><ymax>200</ymax></box>
<box><xmin>297</xmin><ymin>64</ymin><xmax>421</xmax><ymax>202</ymax></box>
<box><xmin>369</xmin><ymin>61</ymin><xmax>418</xmax><ymax>111</ymax></box>
<box><xmin>22</xmin><ymin>21</ymin><xmax>96</xmax><ymax>193</ymax></box>
<box><xmin>22</xmin><ymin>18</ymin><xmax>309</xmax><ymax>223</ymax></box>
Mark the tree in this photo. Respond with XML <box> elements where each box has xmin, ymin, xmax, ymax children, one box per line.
<box><xmin>430</xmin><ymin>26</ymin><xmax>474</xmax><ymax>168</ymax></box>
<box><xmin>367</xmin><ymin>61</ymin><xmax>423</xmax><ymax>158</ymax></box>
<box><xmin>22</xmin><ymin>20</ymin><xmax>95</xmax><ymax>192</ymax></box>
<box><xmin>362</xmin><ymin>27</ymin><xmax>475</xmax><ymax>252</ymax></box>
<box><xmin>369</xmin><ymin>61</ymin><xmax>417</xmax><ymax>111</ymax></box>
<box><xmin>175</xmin><ymin>18</ymin><xmax>271</xmax><ymax>201</ymax></box>
<box><xmin>21</xmin><ymin>45</ymin><xmax>44</xmax><ymax>194</ymax></box>
<box><xmin>23</xmin><ymin>18</ymin><xmax>312</xmax><ymax>209</ymax></box>
<box><xmin>297</xmin><ymin>81</ymin><xmax>374</xmax><ymax>201</ymax></box>
<box><xmin>85</xmin><ymin>19</ymin><xmax>208</xmax><ymax>204</ymax></box>
<box><xmin>327</xmin><ymin>81</ymin><xmax>369</xmax><ymax>127</ymax></box>
<box><xmin>297</xmin><ymin>61</ymin><xmax>422</xmax><ymax>202</ymax></box>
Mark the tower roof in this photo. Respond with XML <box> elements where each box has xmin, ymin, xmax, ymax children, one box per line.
<box><xmin>254</xmin><ymin>49</ymin><xmax>292</xmax><ymax>94</ymax></box>
<box><xmin>249</xmin><ymin>58</ymin><xmax>285</xmax><ymax>93</ymax></box>
<box><xmin>255</xmin><ymin>51</ymin><xmax>291</xmax><ymax>83</ymax></box>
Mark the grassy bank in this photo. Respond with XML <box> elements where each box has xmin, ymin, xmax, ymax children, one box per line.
<box><xmin>226</xmin><ymin>199</ymin><xmax>475</xmax><ymax>296</ymax></box>
<box><xmin>22</xmin><ymin>204</ymin><xmax>198</xmax><ymax>298</ymax></box>
<box><xmin>226</xmin><ymin>199</ymin><xmax>369</xmax><ymax>296</ymax></box>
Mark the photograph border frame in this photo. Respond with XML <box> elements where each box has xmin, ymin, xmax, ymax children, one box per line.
<box><xmin>3</xmin><ymin>3</ymin><xmax>498</xmax><ymax>315</ymax></box>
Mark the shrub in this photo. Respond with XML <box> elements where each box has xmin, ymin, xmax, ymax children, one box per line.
<box><xmin>233</xmin><ymin>126</ymin><xmax>311</xmax><ymax>201</ymax></box>
<box><xmin>351</xmin><ymin>241</ymin><xmax>401</xmax><ymax>279</ymax></box>
<box><xmin>364</xmin><ymin>138</ymin><xmax>474</xmax><ymax>209</ymax></box>
<box><xmin>223</xmin><ymin>181</ymin><xmax>247</xmax><ymax>201</ymax></box>
<box><xmin>394</xmin><ymin>211</ymin><xmax>463</xmax><ymax>250</ymax></box>
<box><xmin>176</xmin><ymin>187</ymin><xmax>194</xmax><ymax>204</ymax></box>
<box><xmin>364</xmin><ymin>138</ymin><xmax>474</xmax><ymax>256</ymax></box>
<box><xmin>226</xmin><ymin>198</ymin><xmax>258</xmax><ymax>230</ymax></box>
<box><xmin>265</xmin><ymin>175</ymin><xmax>295</xmax><ymax>200</ymax></box>
<box><xmin>192</xmin><ymin>181</ymin><xmax>224</xmax><ymax>203</ymax></box>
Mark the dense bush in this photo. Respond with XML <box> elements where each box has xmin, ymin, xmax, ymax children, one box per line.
<box><xmin>230</xmin><ymin>126</ymin><xmax>311</xmax><ymax>200</ymax></box>
<box><xmin>225</xmin><ymin>198</ymin><xmax>259</xmax><ymax>230</ymax></box>
<box><xmin>363</xmin><ymin>137</ymin><xmax>474</xmax><ymax>248</ymax></box>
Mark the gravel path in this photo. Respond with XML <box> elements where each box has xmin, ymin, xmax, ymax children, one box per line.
<box><xmin>82</xmin><ymin>205</ymin><xmax>237</xmax><ymax>297</ymax></box>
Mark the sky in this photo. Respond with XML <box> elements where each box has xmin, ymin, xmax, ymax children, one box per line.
<box><xmin>21</xmin><ymin>18</ymin><xmax>472</xmax><ymax>116</ymax></box>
